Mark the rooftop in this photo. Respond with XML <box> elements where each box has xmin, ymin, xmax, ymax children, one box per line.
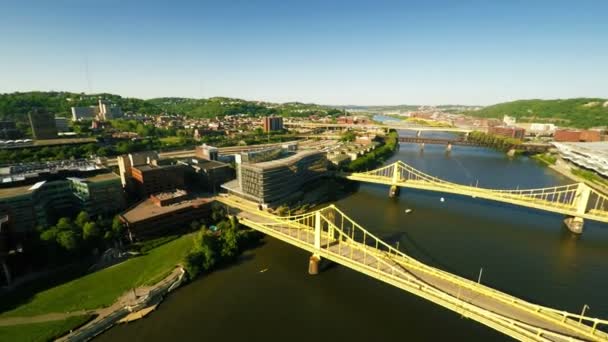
<box><xmin>121</xmin><ymin>195</ymin><xmax>213</xmax><ymax>223</ymax></box>
<box><xmin>243</xmin><ymin>150</ymin><xmax>324</xmax><ymax>171</ymax></box>
<box><xmin>0</xmin><ymin>171</ymin><xmax>120</xmax><ymax>199</ymax></box>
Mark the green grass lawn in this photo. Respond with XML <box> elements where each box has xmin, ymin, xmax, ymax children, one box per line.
<box><xmin>159</xmin><ymin>136</ymin><xmax>186</xmax><ymax>145</ymax></box>
<box><xmin>0</xmin><ymin>315</ymin><xmax>92</xmax><ymax>342</ymax></box>
<box><xmin>0</xmin><ymin>234</ymin><xmax>193</xmax><ymax>318</ymax></box>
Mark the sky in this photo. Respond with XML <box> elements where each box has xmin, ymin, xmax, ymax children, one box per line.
<box><xmin>0</xmin><ymin>0</ymin><xmax>607</xmax><ymax>106</ymax></box>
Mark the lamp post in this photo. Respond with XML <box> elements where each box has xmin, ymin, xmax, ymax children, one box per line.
<box><xmin>579</xmin><ymin>304</ymin><xmax>590</xmax><ymax>325</ymax></box>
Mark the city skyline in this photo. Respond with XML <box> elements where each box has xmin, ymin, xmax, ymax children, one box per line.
<box><xmin>1</xmin><ymin>0</ymin><xmax>607</xmax><ymax>105</ymax></box>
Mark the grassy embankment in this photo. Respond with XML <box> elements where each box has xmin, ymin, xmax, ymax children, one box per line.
<box><xmin>572</xmin><ymin>169</ymin><xmax>608</xmax><ymax>188</ymax></box>
<box><xmin>0</xmin><ymin>315</ymin><xmax>93</xmax><ymax>342</ymax></box>
<box><xmin>531</xmin><ymin>154</ymin><xmax>557</xmax><ymax>166</ymax></box>
<box><xmin>0</xmin><ymin>234</ymin><xmax>193</xmax><ymax>318</ymax></box>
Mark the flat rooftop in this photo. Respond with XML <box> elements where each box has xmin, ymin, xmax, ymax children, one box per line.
<box><xmin>0</xmin><ymin>172</ymin><xmax>120</xmax><ymax>199</ymax></box>
<box><xmin>121</xmin><ymin>195</ymin><xmax>213</xmax><ymax>223</ymax></box>
<box><xmin>243</xmin><ymin>150</ymin><xmax>324</xmax><ymax>171</ymax></box>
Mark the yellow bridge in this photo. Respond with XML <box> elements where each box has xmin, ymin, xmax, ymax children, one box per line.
<box><xmin>339</xmin><ymin>161</ymin><xmax>608</xmax><ymax>234</ymax></box>
<box><xmin>218</xmin><ymin>195</ymin><xmax>608</xmax><ymax>342</ymax></box>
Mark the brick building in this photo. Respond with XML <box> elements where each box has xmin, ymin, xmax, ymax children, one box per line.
<box><xmin>488</xmin><ymin>126</ymin><xmax>525</xmax><ymax>139</ymax></box>
<box><xmin>554</xmin><ymin>129</ymin><xmax>601</xmax><ymax>142</ymax></box>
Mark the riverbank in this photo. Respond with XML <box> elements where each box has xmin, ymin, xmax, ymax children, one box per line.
<box><xmin>58</xmin><ymin>267</ymin><xmax>187</xmax><ymax>341</ymax></box>
<box><xmin>0</xmin><ymin>234</ymin><xmax>194</xmax><ymax>341</ymax></box>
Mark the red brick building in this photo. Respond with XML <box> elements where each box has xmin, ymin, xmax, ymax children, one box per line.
<box><xmin>131</xmin><ymin>164</ymin><xmax>186</xmax><ymax>198</ymax></box>
<box><xmin>554</xmin><ymin>129</ymin><xmax>601</xmax><ymax>142</ymax></box>
<box><xmin>488</xmin><ymin>126</ymin><xmax>525</xmax><ymax>139</ymax></box>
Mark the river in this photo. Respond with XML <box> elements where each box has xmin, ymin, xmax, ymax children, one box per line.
<box><xmin>98</xmin><ymin>131</ymin><xmax>608</xmax><ymax>341</ymax></box>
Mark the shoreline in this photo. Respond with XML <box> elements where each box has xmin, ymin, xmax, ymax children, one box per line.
<box><xmin>57</xmin><ymin>267</ymin><xmax>186</xmax><ymax>342</ymax></box>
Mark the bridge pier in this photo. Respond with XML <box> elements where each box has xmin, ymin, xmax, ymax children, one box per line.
<box><xmin>564</xmin><ymin>217</ymin><xmax>584</xmax><ymax>234</ymax></box>
<box><xmin>308</xmin><ymin>254</ymin><xmax>321</xmax><ymax>275</ymax></box>
<box><xmin>389</xmin><ymin>185</ymin><xmax>400</xmax><ymax>198</ymax></box>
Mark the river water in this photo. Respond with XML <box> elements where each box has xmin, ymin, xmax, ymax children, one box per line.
<box><xmin>98</xmin><ymin>131</ymin><xmax>608</xmax><ymax>341</ymax></box>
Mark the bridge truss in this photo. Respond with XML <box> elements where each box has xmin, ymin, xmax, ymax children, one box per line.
<box><xmin>219</xmin><ymin>196</ymin><xmax>608</xmax><ymax>341</ymax></box>
<box><xmin>342</xmin><ymin>161</ymin><xmax>608</xmax><ymax>226</ymax></box>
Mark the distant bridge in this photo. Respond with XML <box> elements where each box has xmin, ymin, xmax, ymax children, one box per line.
<box><xmin>285</xmin><ymin>121</ymin><xmax>474</xmax><ymax>133</ymax></box>
<box><xmin>218</xmin><ymin>195</ymin><xmax>608</xmax><ymax>341</ymax></box>
<box><xmin>339</xmin><ymin>161</ymin><xmax>608</xmax><ymax>233</ymax></box>
<box><xmin>397</xmin><ymin>137</ymin><xmax>551</xmax><ymax>153</ymax></box>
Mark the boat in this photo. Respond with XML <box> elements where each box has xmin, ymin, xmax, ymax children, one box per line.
<box><xmin>259</xmin><ymin>268</ymin><xmax>268</xmax><ymax>273</ymax></box>
<box><xmin>405</xmin><ymin>209</ymin><xmax>413</xmax><ymax>214</ymax></box>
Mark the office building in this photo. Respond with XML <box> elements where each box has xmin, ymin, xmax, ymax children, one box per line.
<box><xmin>222</xmin><ymin>150</ymin><xmax>327</xmax><ymax>205</ymax></box>
<box><xmin>119</xmin><ymin>191</ymin><xmax>213</xmax><ymax>241</ymax></box>
<box><xmin>0</xmin><ymin>121</ymin><xmax>20</xmax><ymax>139</ymax></box>
<box><xmin>117</xmin><ymin>151</ymin><xmax>160</xmax><ymax>187</ymax></box>
<box><xmin>195</xmin><ymin>144</ymin><xmax>219</xmax><ymax>161</ymax></box>
<box><xmin>0</xmin><ymin>160</ymin><xmax>125</xmax><ymax>235</ymax></box>
<box><xmin>28</xmin><ymin>109</ymin><xmax>57</xmax><ymax>140</ymax></box>
<box><xmin>130</xmin><ymin>164</ymin><xmax>187</xmax><ymax>198</ymax></box>
<box><xmin>54</xmin><ymin>117</ymin><xmax>70</xmax><ymax>132</ymax></box>
<box><xmin>71</xmin><ymin>107</ymin><xmax>97</xmax><ymax>121</ymax></box>
<box><xmin>262</xmin><ymin>116</ymin><xmax>284</xmax><ymax>132</ymax></box>
<box><xmin>71</xmin><ymin>99</ymin><xmax>122</xmax><ymax>122</ymax></box>
<box><xmin>179</xmin><ymin>158</ymin><xmax>234</xmax><ymax>192</ymax></box>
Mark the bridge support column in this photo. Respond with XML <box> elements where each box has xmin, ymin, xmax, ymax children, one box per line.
<box><xmin>389</xmin><ymin>185</ymin><xmax>400</xmax><ymax>198</ymax></box>
<box><xmin>309</xmin><ymin>211</ymin><xmax>323</xmax><ymax>275</ymax></box>
<box><xmin>565</xmin><ymin>183</ymin><xmax>591</xmax><ymax>234</ymax></box>
<box><xmin>389</xmin><ymin>163</ymin><xmax>401</xmax><ymax>198</ymax></box>
<box><xmin>308</xmin><ymin>254</ymin><xmax>321</xmax><ymax>275</ymax></box>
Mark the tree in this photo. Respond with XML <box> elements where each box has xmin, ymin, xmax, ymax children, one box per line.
<box><xmin>56</xmin><ymin>217</ymin><xmax>75</xmax><ymax>231</ymax></box>
<box><xmin>112</xmin><ymin>216</ymin><xmax>124</xmax><ymax>235</ymax></box>
<box><xmin>40</xmin><ymin>227</ymin><xmax>58</xmax><ymax>242</ymax></box>
<box><xmin>340</xmin><ymin>131</ymin><xmax>356</xmax><ymax>142</ymax></box>
<box><xmin>219</xmin><ymin>221</ymin><xmax>238</xmax><ymax>259</ymax></box>
<box><xmin>75</xmin><ymin>211</ymin><xmax>89</xmax><ymax>228</ymax></box>
<box><xmin>83</xmin><ymin>222</ymin><xmax>100</xmax><ymax>241</ymax></box>
<box><xmin>57</xmin><ymin>230</ymin><xmax>79</xmax><ymax>251</ymax></box>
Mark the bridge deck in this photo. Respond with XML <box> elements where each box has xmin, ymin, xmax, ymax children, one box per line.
<box><xmin>219</xmin><ymin>196</ymin><xmax>608</xmax><ymax>342</ymax></box>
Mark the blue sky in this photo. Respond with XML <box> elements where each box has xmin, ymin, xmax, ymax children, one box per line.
<box><xmin>0</xmin><ymin>0</ymin><xmax>607</xmax><ymax>105</ymax></box>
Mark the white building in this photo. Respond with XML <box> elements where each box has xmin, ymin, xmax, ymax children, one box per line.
<box><xmin>71</xmin><ymin>100</ymin><xmax>122</xmax><ymax>122</ymax></box>
<box><xmin>503</xmin><ymin>115</ymin><xmax>516</xmax><ymax>126</ymax></box>
<box><xmin>553</xmin><ymin>142</ymin><xmax>608</xmax><ymax>177</ymax></box>
<box><xmin>529</xmin><ymin>123</ymin><xmax>556</xmax><ymax>134</ymax></box>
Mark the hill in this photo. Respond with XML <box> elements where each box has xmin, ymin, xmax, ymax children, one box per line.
<box><xmin>0</xmin><ymin>91</ymin><xmax>162</xmax><ymax>123</ymax></box>
<box><xmin>464</xmin><ymin>98</ymin><xmax>608</xmax><ymax>128</ymax></box>
<box><xmin>0</xmin><ymin>92</ymin><xmax>342</xmax><ymax>123</ymax></box>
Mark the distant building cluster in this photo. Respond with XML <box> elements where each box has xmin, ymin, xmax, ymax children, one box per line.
<box><xmin>71</xmin><ymin>99</ymin><xmax>122</xmax><ymax>122</ymax></box>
